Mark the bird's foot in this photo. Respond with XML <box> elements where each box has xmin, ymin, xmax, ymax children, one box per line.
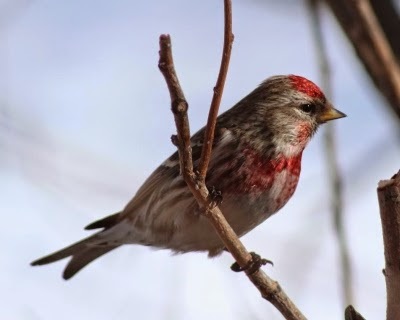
<box><xmin>208</xmin><ymin>186</ymin><xmax>223</xmax><ymax>208</ymax></box>
<box><xmin>230</xmin><ymin>252</ymin><xmax>273</xmax><ymax>275</ymax></box>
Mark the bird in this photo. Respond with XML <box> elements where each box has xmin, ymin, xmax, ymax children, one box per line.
<box><xmin>31</xmin><ymin>74</ymin><xmax>346</xmax><ymax>279</ymax></box>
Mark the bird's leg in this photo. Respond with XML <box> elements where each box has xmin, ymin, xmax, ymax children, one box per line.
<box><xmin>207</xmin><ymin>185</ymin><xmax>223</xmax><ymax>208</ymax></box>
<box><xmin>230</xmin><ymin>252</ymin><xmax>273</xmax><ymax>275</ymax></box>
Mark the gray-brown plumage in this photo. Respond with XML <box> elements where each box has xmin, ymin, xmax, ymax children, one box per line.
<box><xmin>31</xmin><ymin>75</ymin><xmax>346</xmax><ymax>279</ymax></box>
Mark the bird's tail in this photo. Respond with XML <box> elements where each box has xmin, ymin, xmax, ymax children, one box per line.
<box><xmin>31</xmin><ymin>213</ymin><xmax>121</xmax><ymax>280</ymax></box>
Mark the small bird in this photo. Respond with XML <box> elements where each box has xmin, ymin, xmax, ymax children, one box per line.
<box><xmin>31</xmin><ymin>75</ymin><xmax>346</xmax><ymax>279</ymax></box>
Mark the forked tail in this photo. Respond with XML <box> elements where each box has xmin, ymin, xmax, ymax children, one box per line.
<box><xmin>31</xmin><ymin>213</ymin><xmax>121</xmax><ymax>280</ymax></box>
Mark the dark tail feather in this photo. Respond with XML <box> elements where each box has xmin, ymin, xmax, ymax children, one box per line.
<box><xmin>84</xmin><ymin>213</ymin><xmax>120</xmax><ymax>230</ymax></box>
<box><xmin>31</xmin><ymin>232</ymin><xmax>120</xmax><ymax>279</ymax></box>
<box><xmin>31</xmin><ymin>233</ymin><xmax>99</xmax><ymax>266</ymax></box>
<box><xmin>63</xmin><ymin>245</ymin><xmax>119</xmax><ymax>280</ymax></box>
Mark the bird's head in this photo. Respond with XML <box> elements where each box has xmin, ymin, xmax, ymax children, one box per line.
<box><xmin>226</xmin><ymin>74</ymin><xmax>346</xmax><ymax>157</ymax></box>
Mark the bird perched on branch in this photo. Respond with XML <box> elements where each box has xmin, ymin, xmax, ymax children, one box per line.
<box><xmin>31</xmin><ymin>75</ymin><xmax>346</xmax><ymax>279</ymax></box>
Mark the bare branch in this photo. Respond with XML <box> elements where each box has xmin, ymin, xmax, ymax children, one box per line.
<box><xmin>307</xmin><ymin>0</ymin><xmax>353</xmax><ymax>307</ymax></box>
<box><xmin>157</xmin><ymin>2</ymin><xmax>307</xmax><ymax>319</ymax></box>
<box><xmin>158</xmin><ymin>35</ymin><xmax>194</xmax><ymax>181</ymax></box>
<box><xmin>197</xmin><ymin>0</ymin><xmax>234</xmax><ymax>181</ymax></box>
<box><xmin>377</xmin><ymin>171</ymin><xmax>400</xmax><ymax>320</ymax></box>
<box><xmin>158</xmin><ymin>35</ymin><xmax>252</xmax><ymax>267</ymax></box>
<box><xmin>369</xmin><ymin>0</ymin><xmax>400</xmax><ymax>60</ymax></box>
<box><xmin>325</xmin><ymin>0</ymin><xmax>400</xmax><ymax>120</ymax></box>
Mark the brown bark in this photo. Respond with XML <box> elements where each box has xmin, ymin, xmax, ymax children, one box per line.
<box><xmin>378</xmin><ymin>171</ymin><xmax>400</xmax><ymax>320</ymax></box>
<box><xmin>197</xmin><ymin>0</ymin><xmax>234</xmax><ymax>181</ymax></box>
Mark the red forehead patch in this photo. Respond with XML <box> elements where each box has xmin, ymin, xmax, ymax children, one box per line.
<box><xmin>288</xmin><ymin>75</ymin><xmax>325</xmax><ymax>100</ymax></box>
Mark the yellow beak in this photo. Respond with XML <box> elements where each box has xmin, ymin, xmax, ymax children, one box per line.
<box><xmin>318</xmin><ymin>105</ymin><xmax>347</xmax><ymax>123</ymax></box>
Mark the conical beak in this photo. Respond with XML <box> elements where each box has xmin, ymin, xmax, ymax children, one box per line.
<box><xmin>318</xmin><ymin>104</ymin><xmax>347</xmax><ymax>123</ymax></box>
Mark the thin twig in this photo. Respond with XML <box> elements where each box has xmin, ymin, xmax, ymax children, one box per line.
<box><xmin>307</xmin><ymin>0</ymin><xmax>353</xmax><ymax>307</ymax></box>
<box><xmin>158</xmin><ymin>35</ymin><xmax>194</xmax><ymax>181</ymax></box>
<box><xmin>377</xmin><ymin>171</ymin><xmax>400</xmax><ymax>320</ymax></box>
<box><xmin>157</xmin><ymin>2</ymin><xmax>307</xmax><ymax>318</ymax></box>
<box><xmin>197</xmin><ymin>0</ymin><xmax>234</xmax><ymax>181</ymax></box>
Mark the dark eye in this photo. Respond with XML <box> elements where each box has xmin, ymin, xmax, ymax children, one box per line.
<box><xmin>300</xmin><ymin>104</ymin><xmax>316</xmax><ymax>114</ymax></box>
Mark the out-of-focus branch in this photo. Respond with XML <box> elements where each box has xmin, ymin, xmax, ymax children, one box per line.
<box><xmin>307</xmin><ymin>0</ymin><xmax>353</xmax><ymax>307</ymax></box>
<box><xmin>377</xmin><ymin>171</ymin><xmax>400</xmax><ymax>320</ymax></box>
<box><xmin>369</xmin><ymin>0</ymin><xmax>400</xmax><ymax>61</ymax></box>
<box><xmin>325</xmin><ymin>0</ymin><xmax>400</xmax><ymax>120</ymax></box>
<box><xmin>158</xmin><ymin>1</ymin><xmax>307</xmax><ymax>318</ymax></box>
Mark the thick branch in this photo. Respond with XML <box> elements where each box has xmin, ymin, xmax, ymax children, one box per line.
<box><xmin>377</xmin><ymin>171</ymin><xmax>400</xmax><ymax>320</ymax></box>
<box><xmin>157</xmin><ymin>7</ymin><xmax>306</xmax><ymax>319</ymax></box>
<box><xmin>197</xmin><ymin>0</ymin><xmax>234</xmax><ymax>181</ymax></box>
<box><xmin>325</xmin><ymin>0</ymin><xmax>400</xmax><ymax>120</ymax></box>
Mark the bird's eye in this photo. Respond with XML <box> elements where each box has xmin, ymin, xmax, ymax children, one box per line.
<box><xmin>300</xmin><ymin>104</ymin><xmax>316</xmax><ymax>114</ymax></box>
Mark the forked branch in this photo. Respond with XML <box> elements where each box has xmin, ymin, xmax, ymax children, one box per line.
<box><xmin>158</xmin><ymin>1</ymin><xmax>306</xmax><ymax>319</ymax></box>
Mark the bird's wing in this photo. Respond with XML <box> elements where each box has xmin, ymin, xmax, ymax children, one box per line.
<box><xmin>121</xmin><ymin>129</ymin><xmax>206</xmax><ymax>216</ymax></box>
<box><xmin>120</xmin><ymin>126</ymin><xmax>236</xmax><ymax>217</ymax></box>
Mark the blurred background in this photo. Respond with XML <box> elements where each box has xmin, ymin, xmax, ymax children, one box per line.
<box><xmin>2</xmin><ymin>0</ymin><xmax>400</xmax><ymax>319</ymax></box>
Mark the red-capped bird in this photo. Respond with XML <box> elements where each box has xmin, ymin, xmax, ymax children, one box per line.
<box><xmin>31</xmin><ymin>75</ymin><xmax>346</xmax><ymax>279</ymax></box>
